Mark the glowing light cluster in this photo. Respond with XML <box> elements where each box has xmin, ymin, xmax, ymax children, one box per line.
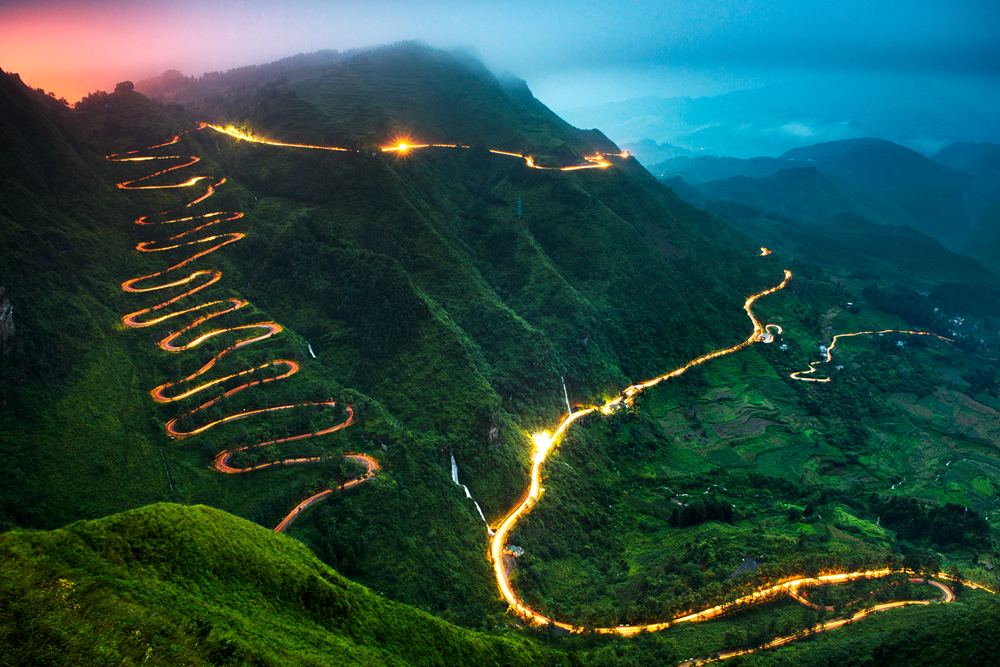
<box><xmin>112</xmin><ymin>126</ymin><xmax>373</xmax><ymax>533</ymax></box>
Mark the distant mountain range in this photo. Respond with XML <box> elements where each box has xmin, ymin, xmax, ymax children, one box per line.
<box><xmin>649</xmin><ymin>137</ymin><xmax>1000</xmax><ymax>251</ymax></box>
<box><xmin>563</xmin><ymin>77</ymin><xmax>1000</xmax><ymax>159</ymax></box>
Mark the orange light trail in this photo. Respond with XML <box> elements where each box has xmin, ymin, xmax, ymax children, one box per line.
<box><xmin>680</xmin><ymin>573</ymin><xmax>992</xmax><ymax>665</ymax></box>
<box><xmin>484</xmin><ymin>253</ymin><xmax>991</xmax><ymax>643</ymax></box>
<box><xmin>200</xmin><ymin>123</ymin><xmax>352</xmax><ymax>152</ymax></box>
<box><xmin>791</xmin><ymin>329</ymin><xmax>954</xmax><ymax>382</ymax></box>
<box><xmin>112</xmin><ymin>126</ymin><xmax>375</xmax><ymax>532</ymax></box>
<box><xmin>196</xmin><ymin>123</ymin><xmax>620</xmax><ymax>171</ymax></box>
<box><xmin>272</xmin><ymin>453</ymin><xmax>380</xmax><ymax>533</ymax></box>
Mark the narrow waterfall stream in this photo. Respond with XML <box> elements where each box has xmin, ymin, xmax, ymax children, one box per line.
<box><xmin>451</xmin><ymin>452</ymin><xmax>493</xmax><ymax>535</ymax></box>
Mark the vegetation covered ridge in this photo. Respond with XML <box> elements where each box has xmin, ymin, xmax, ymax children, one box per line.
<box><xmin>115</xmin><ymin>114</ymin><xmax>998</xmax><ymax>661</ymax></box>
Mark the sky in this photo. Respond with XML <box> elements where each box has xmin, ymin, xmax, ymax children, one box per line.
<box><xmin>1</xmin><ymin>0</ymin><xmax>998</xmax><ymax>113</ymax></box>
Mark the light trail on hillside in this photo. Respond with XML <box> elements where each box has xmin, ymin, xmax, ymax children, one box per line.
<box><xmin>200</xmin><ymin>123</ymin><xmax>626</xmax><ymax>171</ymax></box>
<box><xmin>680</xmin><ymin>573</ymin><xmax>996</xmax><ymax>665</ymax></box>
<box><xmin>790</xmin><ymin>329</ymin><xmax>954</xmax><ymax>382</ymax></box>
<box><xmin>271</xmin><ymin>453</ymin><xmax>380</xmax><ymax>533</ymax></box>
<box><xmin>111</xmin><ymin>128</ymin><xmax>374</xmax><ymax>533</ymax></box>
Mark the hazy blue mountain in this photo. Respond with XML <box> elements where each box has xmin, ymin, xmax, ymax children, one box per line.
<box><xmin>933</xmin><ymin>141</ymin><xmax>1000</xmax><ymax>221</ymax></box>
<box><xmin>619</xmin><ymin>139</ymin><xmax>696</xmax><ymax>167</ymax></box>
<box><xmin>648</xmin><ymin>155</ymin><xmax>791</xmax><ymax>185</ymax></box>
<box><xmin>694</xmin><ymin>166</ymin><xmax>918</xmax><ymax>230</ymax></box>
<box><xmin>780</xmin><ymin>139</ymin><xmax>973</xmax><ymax>191</ymax></box>
<box><xmin>653</xmin><ymin>138</ymin><xmax>976</xmax><ymax>248</ymax></box>
<box><xmin>562</xmin><ymin>76</ymin><xmax>1000</xmax><ymax>159</ymax></box>
<box><xmin>965</xmin><ymin>203</ymin><xmax>1000</xmax><ymax>275</ymax></box>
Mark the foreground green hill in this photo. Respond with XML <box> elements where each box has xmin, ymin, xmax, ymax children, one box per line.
<box><xmin>5</xmin><ymin>502</ymin><xmax>998</xmax><ymax>667</ymax></box>
<box><xmin>0</xmin><ymin>503</ymin><xmax>569</xmax><ymax>667</ymax></box>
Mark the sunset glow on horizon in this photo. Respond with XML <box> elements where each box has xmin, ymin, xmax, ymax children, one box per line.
<box><xmin>0</xmin><ymin>3</ymin><xmax>185</xmax><ymax>101</ymax></box>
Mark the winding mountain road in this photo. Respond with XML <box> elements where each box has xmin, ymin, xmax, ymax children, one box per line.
<box><xmin>111</xmin><ymin>130</ymin><xmax>373</xmax><ymax>533</ymax></box>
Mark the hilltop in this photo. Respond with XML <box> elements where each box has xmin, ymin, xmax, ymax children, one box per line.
<box><xmin>0</xmin><ymin>503</ymin><xmax>567</xmax><ymax>666</ymax></box>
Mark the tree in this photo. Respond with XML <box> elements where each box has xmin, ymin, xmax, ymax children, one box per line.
<box><xmin>115</xmin><ymin>81</ymin><xmax>135</xmax><ymax>93</ymax></box>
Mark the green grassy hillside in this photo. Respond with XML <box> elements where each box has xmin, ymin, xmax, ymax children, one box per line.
<box><xmin>0</xmin><ymin>503</ymin><xmax>570</xmax><ymax>667</ymax></box>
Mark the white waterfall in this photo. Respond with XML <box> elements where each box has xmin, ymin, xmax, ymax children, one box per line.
<box><xmin>307</xmin><ymin>343</ymin><xmax>316</xmax><ymax>359</ymax></box>
<box><xmin>561</xmin><ymin>376</ymin><xmax>571</xmax><ymax>413</ymax></box>
<box><xmin>451</xmin><ymin>452</ymin><xmax>494</xmax><ymax>535</ymax></box>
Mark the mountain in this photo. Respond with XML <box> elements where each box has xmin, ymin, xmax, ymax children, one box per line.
<box><xmin>619</xmin><ymin>139</ymin><xmax>696</xmax><ymax>167</ymax></box>
<box><xmin>933</xmin><ymin>141</ymin><xmax>1000</xmax><ymax>222</ymax></box>
<box><xmin>561</xmin><ymin>76</ymin><xmax>1000</xmax><ymax>158</ymax></box>
<box><xmin>702</xmin><ymin>205</ymin><xmax>997</xmax><ymax>289</ymax></box>
<box><xmin>779</xmin><ymin>139</ymin><xmax>973</xmax><ymax>191</ymax></box>
<box><xmin>692</xmin><ymin>167</ymin><xmax>919</xmax><ymax>230</ymax></box>
<box><xmin>0</xmin><ymin>44</ymin><xmax>777</xmax><ymax>628</ymax></box>
<box><xmin>650</xmin><ymin>155</ymin><xmax>790</xmax><ymax>185</ymax></box>
<box><xmin>932</xmin><ymin>141</ymin><xmax>1000</xmax><ymax>178</ymax></box>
